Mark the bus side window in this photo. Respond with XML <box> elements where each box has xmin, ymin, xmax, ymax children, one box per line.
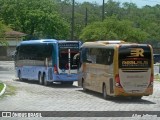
<box><xmin>87</xmin><ymin>48</ymin><xmax>96</xmax><ymax>63</ymax></box>
<box><xmin>36</xmin><ymin>44</ymin><xmax>53</xmax><ymax>60</ymax></box>
<box><xmin>106</xmin><ymin>49</ymin><xmax>114</xmax><ymax>65</ymax></box>
<box><xmin>44</xmin><ymin>44</ymin><xmax>53</xmax><ymax>58</ymax></box>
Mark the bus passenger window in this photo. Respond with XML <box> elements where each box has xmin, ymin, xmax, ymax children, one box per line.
<box><xmin>106</xmin><ymin>50</ymin><xmax>114</xmax><ymax>65</ymax></box>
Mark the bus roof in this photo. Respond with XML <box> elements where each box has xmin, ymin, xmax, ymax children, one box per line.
<box><xmin>96</xmin><ymin>40</ymin><xmax>125</xmax><ymax>44</ymax></box>
<box><xmin>81</xmin><ymin>41</ymin><xmax>124</xmax><ymax>47</ymax></box>
<box><xmin>19</xmin><ymin>39</ymin><xmax>58</xmax><ymax>45</ymax></box>
<box><xmin>58</xmin><ymin>41</ymin><xmax>81</xmax><ymax>43</ymax></box>
<box><xmin>81</xmin><ymin>41</ymin><xmax>151</xmax><ymax>48</ymax></box>
<box><xmin>18</xmin><ymin>39</ymin><xmax>82</xmax><ymax>46</ymax></box>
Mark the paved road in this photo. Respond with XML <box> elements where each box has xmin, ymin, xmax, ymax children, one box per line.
<box><xmin>0</xmin><ymin>61</ymin><xmax>160</xmax><ymax>119</ymax></box>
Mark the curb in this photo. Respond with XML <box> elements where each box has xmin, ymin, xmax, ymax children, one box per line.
<box><xmin>0</xmin><ymin>83</ymin><xmax>6</xmax><ymax>96</ymax></box>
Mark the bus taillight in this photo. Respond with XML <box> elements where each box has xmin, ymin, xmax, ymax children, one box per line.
<box><xmin>115</xmin><ymin>74</ymin><xmax>122</xmax><ymax>88</ymax></box>
<box><xmin>54</xmin><ymin>64</ymin><xmax>58</xmax><ymax>74</ymax></box>
<box><xmin>149</xmin><ymin>73</ymin><xmax>153</xmax><ymax>87</ymax></box>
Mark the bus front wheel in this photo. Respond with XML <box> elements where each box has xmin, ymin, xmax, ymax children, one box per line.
<box><xmin>82</xmin><ymin>79</ymin><xmax>87</xmax><ymax>91</ymax></box>
<box><xmin>43</xmin><ymin>74</ymin><xmax>49</xmax><ymax>86</ymax></box>
<box><xmin>18</xmin><ymin>71</ymin><xmax>22</xmax><ymax>81</ymax></box>
<box><xmin>103</xmin><ymin>84</ymin><xmax>107</xmax><ymax>99</ymax></box>
<box><xmin>102</xmin><ymin>84</ymin><xmax>111</xmax><ymax>99</ymax></box>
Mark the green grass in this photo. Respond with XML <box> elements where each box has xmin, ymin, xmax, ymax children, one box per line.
<box><xmin>0</xmin><ymin>84</ymin><xmax>16</xmax><ymax>98</ymax></box>
<box><xmin>4</xmin><ymin>85</ymin><xmax>16</xmax><ymax>96</ymax></box>
<box><xmin>0</xmin><ymin>83</ymin><xmax>4</xmax><ymax>92</ymax></box>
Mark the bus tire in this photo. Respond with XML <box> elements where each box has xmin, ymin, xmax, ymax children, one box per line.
<box><xmin>102</xmin><ymin>84</ymin><xmax>107</xmax><ymax>99</ymax></box>
<box><xmin>131</xmin><ymin>96</ymin><xmax>142</xmax><ymax>100</ymax></box>
<box><xmin>38</xmin><ymin>73</ymin><xmax>43</xmax><ymax>85</ymax></box>
<box><xmin>18</xmin><ymin>70</ymin><xmax>22</xmax><ymax>81</ymax></box>
<box><xmin>82</xmin><ymin>79</ymin><xmax>87</xmax><ymax>91</ymax></box>
<box><xmin>61</xmin><ymin>81</ymin><xmax>73</xmax><ymax>85</ymax></box>
<box><xmin>43</xmin><ymin>74</ymin><xmax>49</xmax><ymax>86</ymax></box>
<box><xmin>102</xmin><ymin>84</ymin><xmax>111</xmax><ymax>99</ymax></box>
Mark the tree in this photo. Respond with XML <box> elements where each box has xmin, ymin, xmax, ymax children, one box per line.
<box><xmin>56</xmin><ymin>1</ymin><xmax>101</xmax><ymax>40</ymax></box>
<box><xmin>80</xmin><ymin>16</ymin><xmax>148</xmax><ymax>42</ymax></box>
<box><xmin>0</xmin><ymin>21</ymin><xmax>10</xmax><ymax>45</ymax></box>
<box><xmin>105</xmin><ymin>0</ymin><xmax>121</xmax><ymax>17</ymax></box>
<box><xmin>0</xmin><ymin>0</ymin><xmax>69</xmax><ymax>40</ymax></box>
<box><xmin>1</xmin><ymin>0</ymin><xmax>160</xmax><ymax>41</ymax></box>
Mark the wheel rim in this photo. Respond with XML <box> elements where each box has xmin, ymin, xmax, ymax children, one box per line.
<box><xmin>39</xmin><ymin>74</ymin><xmax>43</xmax><ymax>85</ymax></box>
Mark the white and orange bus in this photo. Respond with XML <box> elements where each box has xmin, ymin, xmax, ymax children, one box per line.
<box><xmin>78</xmin><ymin>41</ymin><xmax>154</xmax><ymax>99</ymax></box>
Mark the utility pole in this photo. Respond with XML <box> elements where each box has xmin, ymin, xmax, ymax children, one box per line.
<box><xmin>85</xmin><ymin>7</ymin><xmax>88</xmax><ymax>26</ymax></box>
<box><xmin>102</xmin><ymin>0</ymin><xmax>105</xmax><ymax>21</ymax></box>
<box><xmin>71</xmin><ymin>0</ymin><xmax>75</xmax><ymax>41</ymax></box>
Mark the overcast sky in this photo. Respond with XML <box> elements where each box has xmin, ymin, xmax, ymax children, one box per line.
<box><xmin>76</xmin><ymin>0</ymin><xmax>160</xmax><ymax>7</ymax></box>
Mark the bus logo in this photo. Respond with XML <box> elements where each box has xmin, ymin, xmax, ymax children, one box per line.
<box><xmin>129</xmin><ymin>48</ymin><xmax>144</xmax><ymax>57</ymax></box>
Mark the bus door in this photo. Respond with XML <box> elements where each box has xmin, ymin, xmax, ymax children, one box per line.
<box><xmin>58</xmin><ymin>43</ymin><xmax>80</xmax><ymax>74</ymax></box>
<box><xmin>118</xmin><ymin>45</ymin><xmax>152</xmax><ymax>94</ymax></box>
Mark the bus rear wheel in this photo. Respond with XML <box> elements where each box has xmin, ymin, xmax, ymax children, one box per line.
<box><xmin>43</xmin><ymin>74</ymin><xmax>49</xmax><ymax>86</ymax></box>
<box><xmin>38</xmin><ymin>73</ymin><xmax>43</xmax><ymax>85</ymax></box>
<box><xmin>102</xmin><ymin>84</ymin><xmax>111</xmax><ymax>99</ymax></box>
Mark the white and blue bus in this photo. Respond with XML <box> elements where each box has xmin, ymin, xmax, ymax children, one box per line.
<box><xmin>14</xmin><ymin>39</ymin><xmax>81</xmax><ymax>86</ymax></box>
